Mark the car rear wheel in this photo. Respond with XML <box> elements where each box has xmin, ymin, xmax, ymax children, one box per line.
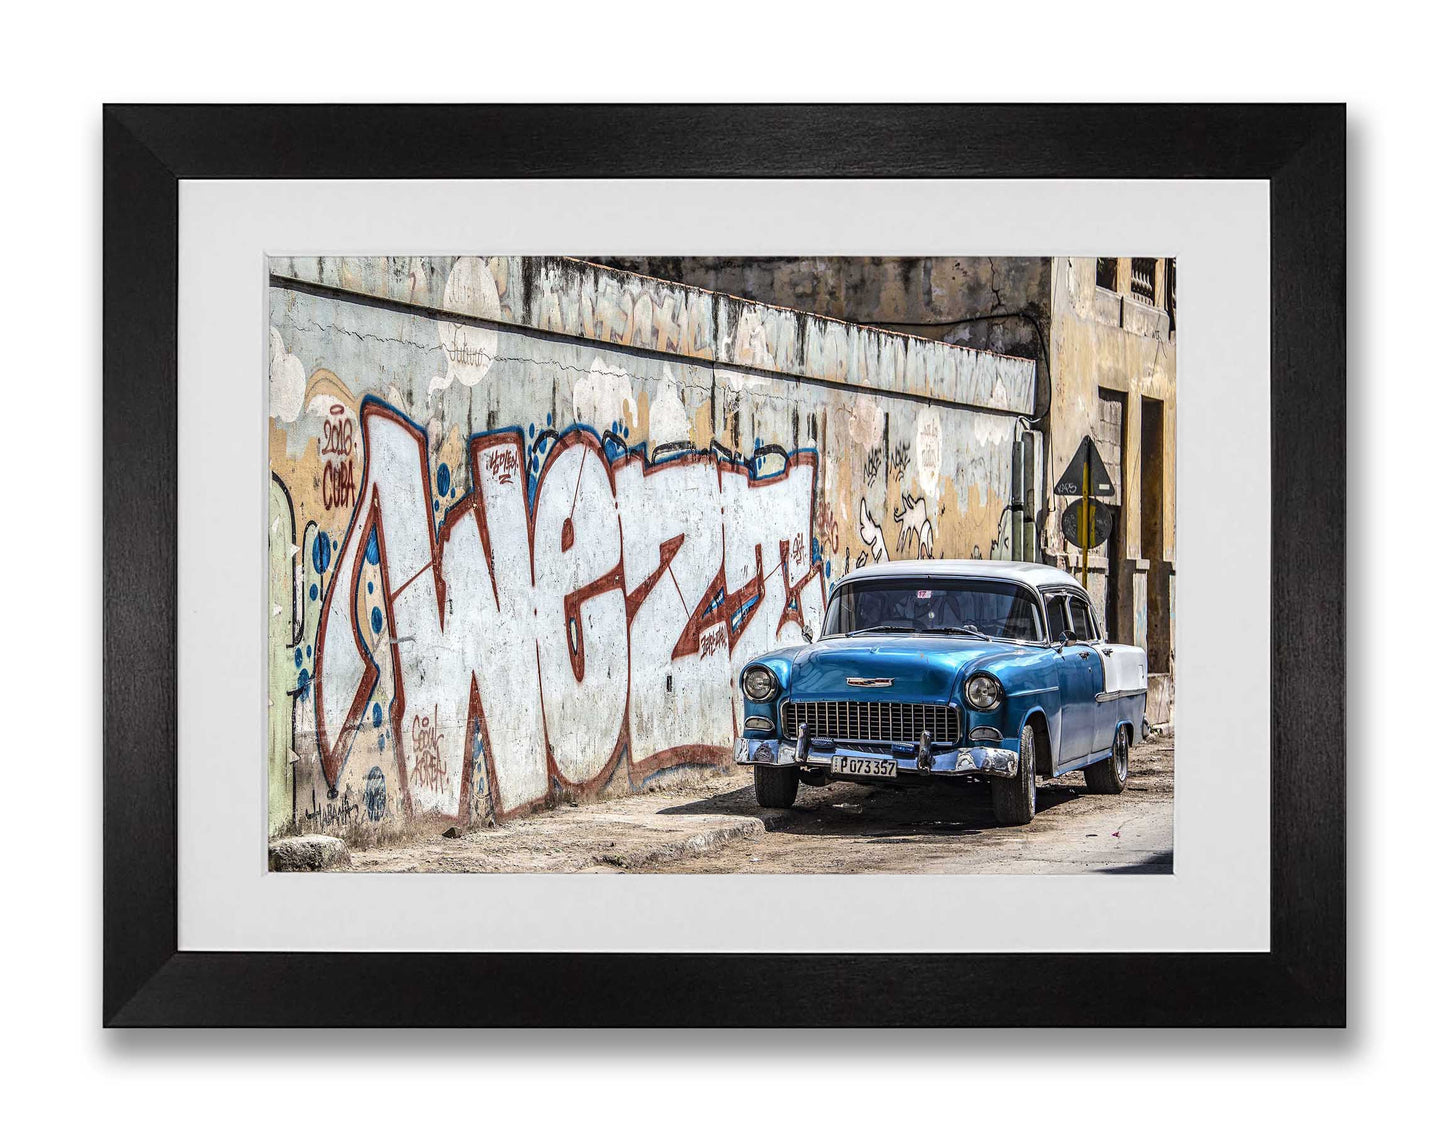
<box><xmin>753</xmin><ymin>764</ymin><xmax>800</xmax><ymax>809</ymax></box>
<box><xmin>1085</xmin><ymin>725</ymin><xmax>1130</xmax><ymax>794</ymax></box>
<box><xmin>991</xmin><ymin>723</ymin><xmax>1037</xmax><ymax>826</ymax></box>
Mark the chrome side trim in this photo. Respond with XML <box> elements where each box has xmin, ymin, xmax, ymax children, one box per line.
<box><xmin>1095</xmin><ymin>688</ymin><xmax>1147</xmax><ymax>703</ymax></box>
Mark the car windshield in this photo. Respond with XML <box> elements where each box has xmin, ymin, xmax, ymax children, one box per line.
<box><xmin>821</xmin><ymin>578</ymin><xmax>1044</xmax><ymax>642</ymax></box>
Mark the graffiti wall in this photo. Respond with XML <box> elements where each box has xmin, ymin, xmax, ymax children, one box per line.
<box><xmin>268</xmin><ymin>257</ymin><xmax>1036</xmax><ymax>834</ymax></box>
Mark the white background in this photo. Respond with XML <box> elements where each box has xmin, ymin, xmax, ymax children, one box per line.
<box><xmin>2</xmin><ymin>2</ymin><xmax>1434</xmax><ymax>1124</ymax></box>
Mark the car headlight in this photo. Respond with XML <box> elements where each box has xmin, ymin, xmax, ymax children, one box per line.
<box><xmin>964</xmin><ymin>672</ymin><xmax>1002</xmax><ymax>711</ymax></box>
<box><xmin>742</xmin><ymin>666</ymin><xmax>778</xmax><ymax>701</ymax></box>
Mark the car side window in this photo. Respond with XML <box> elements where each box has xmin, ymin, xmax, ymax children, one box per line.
<box><xmin>1046</xmin><ymin>594</ymin><xmax>1069</xmax><ymax>641</ymax></box>
<box><xmin>1066</xmin><ymin>594</ymin><xmax>1099</xmax><ymax>641</ymax></box>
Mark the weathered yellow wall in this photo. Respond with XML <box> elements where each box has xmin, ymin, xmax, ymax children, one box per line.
<box><xmin>1045</xmin><ymin>257</ymin><xmax>1177</xmax><ymax>683</ymax></box>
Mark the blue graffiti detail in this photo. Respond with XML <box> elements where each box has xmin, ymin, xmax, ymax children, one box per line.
<box><xmin>296</xmin><ymin>667</ymin><xmax>311</xmax><ymax>701</ymax></box>
<box><xmin>372</xmin><ymin>702</ymin><xmax>383</xmax><ymax>728</ymax></box>
<box><xmin>371</xmin><ymin>606</ymin><xmax>384</xmax><ymax>634</ymax></box>
<box><xmin>312</xmin><ymin>531</ymin><xmax>332</xmax><ymax>573</ymax></box>
<box><xmin>437</xmin><ymin>462</ymin><xmax>451</xmax><ymax>495</ymax></box>
<box><xmin>602</xmin><ymin>432</ymin><xmax>628</xmax><ymax>461</ymax></box>
<box><xmin>365</xmin><ymin>529</ymin><xmax>380</xmax><ymax>565</ymax></box>
<box><xmin>294</xmin><ymin>647</ymin><xmax>302</xmax><ymax>668</ymax></box>
<box><xmin>309</xmin><ymin>582</ymin><xmax>318</xmax><ymax>601</ymax></box>
<box><xmin>364</xmin><ymin>766</ymin><xmax>387</xmax><ymax>822</ymax></box>
<box><xmin>729</xmin><ymin>595</ymin><xmax>759</xmax><ymax>633</ymax></box>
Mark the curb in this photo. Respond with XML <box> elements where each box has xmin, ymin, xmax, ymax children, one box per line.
<box><xmin>596</xmin><ymin>815</ymin><xmax>766</xmax><ymax>870</ymax></box>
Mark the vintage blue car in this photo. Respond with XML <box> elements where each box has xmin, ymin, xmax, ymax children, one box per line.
<box><xmin>734</xmin><ymin>560</ymin><xmax>1147</xmax><ymax>825</ymax></box>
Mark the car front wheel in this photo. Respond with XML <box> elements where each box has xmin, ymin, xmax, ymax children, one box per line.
<box><xmin>991</xmin><ymin>723</ymin><xmax>1037</xmax><ymax>826</ymax></box>
<box><xmin>753</xmin><ymin>764</ymin><xmax>800</xmax><ymax>809</ymax></box>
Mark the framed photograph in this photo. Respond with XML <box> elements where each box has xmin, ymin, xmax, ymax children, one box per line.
<box><xmin>103</xmin><ymin>104</ymin><xmax>1343</xmax><ymax>1026</ymax></box>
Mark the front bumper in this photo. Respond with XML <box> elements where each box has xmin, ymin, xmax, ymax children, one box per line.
<box><xmin>733</xmin><ymin>736</ymin><xmax>1018</xmax><ymax>779</ymax></box>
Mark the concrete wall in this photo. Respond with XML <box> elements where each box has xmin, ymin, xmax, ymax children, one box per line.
<box><xmin>267</xmin><ymin>257</ymin><xmax>1036</xmax><ymax>834</ymax></box>
<box><xmin>592</xmin><ymin>256</ymin><xmax>1052</xmax><ymax>368</ymax></box>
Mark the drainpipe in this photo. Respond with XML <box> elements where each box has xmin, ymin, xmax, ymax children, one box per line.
<box><xmin>1022</xmin><ymin>431</ymin><xmax>1038</xmax><ymax>562</ymax></box>
<box><xmin>1010</xmin><ymin>438</ymin><xmax>1025</xmax><ymax>561</ymax></box>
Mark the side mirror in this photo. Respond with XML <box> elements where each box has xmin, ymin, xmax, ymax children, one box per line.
<box><xmin>1055</xmin><ymin>629</ymin><xmax>1078</xmax><ymax>649</ymax></box>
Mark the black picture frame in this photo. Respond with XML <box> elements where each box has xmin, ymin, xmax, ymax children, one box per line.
<box><xmin>103</xmin><ymin>104</ymin><xmax>1344</xmax><ymax>1027</ymax></box>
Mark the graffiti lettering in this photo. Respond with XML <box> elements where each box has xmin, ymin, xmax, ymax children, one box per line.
<box><xmin>698</xmin><ymin>624</ymin><xmax>727</xmax><ymax>660</ymax></box>
<box><xmin>486</xmin><ymin>447</ymin><xmax>520</xmax><ymax>484</ymax></box>
<box><xmin>314</xmin><ymin>400</ymin><xmax>825</xmax><ymax>821</ymax></box>
<box><xmin>303</xmin><ymin>785</ymin><xmax>359</xmax><ymax>830</ymax></box>
<box><xmin>320</xmin><ymin>404</ymin><xmax>358</xmax><ymax>511</ymax></box>
<box><xmin>321</xmin><ymin>411</ymin><xmax>354</xmax><ymax>457</ymax></box>
<box><xmin>891</xmin><ymin>440</ymin><xmax>911</xmax><ymax>483</ymax></box>
<box><xmin>322</xmin><ymin>458</ymin><xmax>356</xmax><ymax>510</ymax></box>
<box><xmin>409</xmin><ymin>706</ymin><xmax>448</xmax><ymax>793</ymax></box>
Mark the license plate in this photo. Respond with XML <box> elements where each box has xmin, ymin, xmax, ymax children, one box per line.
<box><xmin>832</xmin><ymin>755</ymin><xmax>897</xmax><ymax>778</ymax></box>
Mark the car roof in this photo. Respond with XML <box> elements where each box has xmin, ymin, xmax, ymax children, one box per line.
<box><xmin>829</xmin><ymin>559</ymin><xmax>1085</xmax><ymax>598</ymax></box>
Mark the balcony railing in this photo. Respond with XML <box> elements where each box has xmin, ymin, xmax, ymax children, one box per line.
<box><xmin>1130</xmin><ymin>258</ymin><xmax>1157</xmax><ymax>304</ymax></box>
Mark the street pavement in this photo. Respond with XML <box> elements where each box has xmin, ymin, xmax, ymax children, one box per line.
<box><xmin>347</xmin><ymin>738</ymin><xmax>1173</xmax><ymax>875</ymax></box>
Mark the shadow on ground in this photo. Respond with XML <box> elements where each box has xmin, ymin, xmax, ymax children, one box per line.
<box><xmin>658</xmin><ymin>775</ymin><xmax>1087</xmax><ymax>839</ymax></box>
<box><xmin>1093</xmin><ymin>850</ymin><xmax>1174</xmax><ymax>874</ymax></box>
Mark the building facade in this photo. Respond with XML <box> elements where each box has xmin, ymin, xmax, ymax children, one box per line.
<box><xmin>1045</xmin><ymin>257</ymin><xmax>1176</xmax><ymax>726</ymax></box>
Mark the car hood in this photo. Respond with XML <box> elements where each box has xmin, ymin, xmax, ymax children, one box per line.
<box><xmin>786</xmin><ymin>635</ymin><xmax>1015</xmax><ymax>701</ymax></box>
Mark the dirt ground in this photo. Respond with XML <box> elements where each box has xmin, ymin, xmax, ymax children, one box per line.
<box><xmin>636</xmin><ymin>736</ymin><xmax>1173</xmax><ymax>875</ymax></box>
<box><xmin>345</xmin><ymin>737</ymin><xmax>1173</xmax><ymax>875</ymax></box>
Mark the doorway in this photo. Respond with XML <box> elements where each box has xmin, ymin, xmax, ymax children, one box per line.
<box><xmin>1140</xmin><ymin>396</ymin><xmax>1169</xmax><ymax>672</ymax></box>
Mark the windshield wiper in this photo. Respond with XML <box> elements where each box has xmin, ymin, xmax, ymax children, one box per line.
<box><xmin>923</xmin><ymin>624</ymin><xmax>990</xmax><ymax>639</ymax></box>
<box><xmin>846</xmin><ymin>625</ymin><xmax>915</xmax><ymax>637</ymax></box>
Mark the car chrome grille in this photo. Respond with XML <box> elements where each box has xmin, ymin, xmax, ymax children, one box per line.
<box><xmin>780</xmin><ymin>700</ymin><xmax>960</xmax><ymax>746</ymax></box>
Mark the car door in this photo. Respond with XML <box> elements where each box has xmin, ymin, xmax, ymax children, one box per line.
<box><xmin>1045</xmin><ymin>591</ymin><xmax>1103</xmax><ymax>766</ymax></box>
<box><xmin>1064</xmin><ymin>593</ymin><xmax>1112</xmax><ymax>755</ymax></box>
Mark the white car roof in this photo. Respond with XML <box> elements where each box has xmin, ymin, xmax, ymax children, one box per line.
<box><xmin>830</xmin><ymin>559</ymin><xmax>1085</xmax><ymax>598</ymax></box>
